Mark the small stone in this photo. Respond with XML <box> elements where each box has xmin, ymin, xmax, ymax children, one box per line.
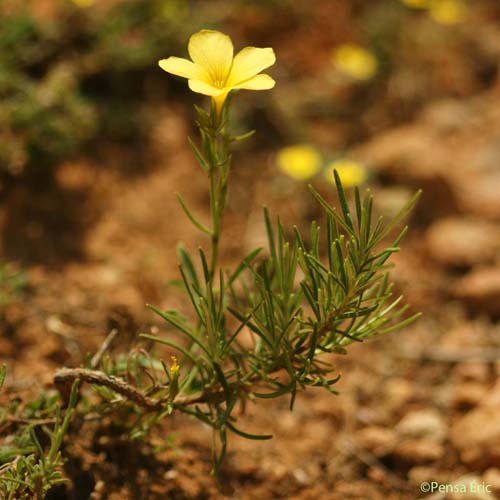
<box><xmin>450</xmin><ymin>382</ymin><xmax>488</xmax><ymax>410</ymax></box>
<box><xmin>383</xmin><ymin>378</ymin><xmax>414</xmax><ymax>414</ymax></box>
<box><xmin>483</xmin><ymin>468</ymin><xmax>500</xmax><ymax>494</ymax></box>
<box><xmin>453</xmin><ymin>267</ymin><xmax>500</xmax><ymax>317</ymax></box>
<box><xmin>164</xmin><ymin>470</ymin><xmax>178</xmax><ymax>480</ymax></box>
<box><xmin>483</xmin><ymin>379</ymin><xmax>500</xmax><ymax>408</ymax></box>
<box><xmin>396</xmin><ymin>409</ymin><xmax>447</xmax><ymax>443</ymax></box>
<box><xmin>292</xmin><ymin>468</ymin><xmax>309</xmax><ymax>485</ymax></box>
<box><xmin>355</xmin><ymin>426</ymin><xmax>397</xmax><ymax>457</ymax></box>
<box><xmin>454</xmin><ymin>362</ymin><xmax>490</xmax><ymax>383</ymax></box>
<box><xmin>426</xmin><ymin>217</ymin><xmax>499</xmax><ymax>268</ymax></box>
<box><xmin>407</xmin><ymin>466</ymin><xmax>445</xmax><ymax>486</ymax></box>
<box><xmin>450</xmin><ymin>407</ymin><xmax>500</xmax><ymax>467</ymax></box>
<box><xmin>394</xmin><ymin>440</ymin><xmax>445</xmax><ymax>463</ymax></box>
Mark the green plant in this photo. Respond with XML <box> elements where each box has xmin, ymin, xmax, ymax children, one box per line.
<box><xmin>54</xmin><ymin>30</ymin><xmax>420</xmax><ymax>475</ymax></box>
<box><xmin>0</xmin><ymin>367</ymin><xmax>79</xmax><ymax>500</ymax></box>
<box><xmin>0</xmin><ymin>0</ymin><xmax>202</xmax><ymax>173</ymax></box>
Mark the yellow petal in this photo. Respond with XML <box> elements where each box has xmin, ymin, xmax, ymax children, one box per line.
<box><xmin>228</xmin><ymin>47</ymin><xmax>276</xmax><ymax>86</ymax></box>
<box><xmin>332</xmin><ymin>44</ymin><xmax>378</xmax><ymax>81</ymax></box>
<box><xmin>276</xmin><ymin>145</ymin><xmax>322</xmax><ymax>181</ymax></box>
<box><xmin>231</xmin><ymin>74</ymin><xmax>275</xmax><ymax>90</ymax></box>
<box><xmin>212</xmin><ymin>92</ymin><xmax>230</xmax><ymax>115</ymax></box>
<box><xmin>429</xmin><ymin>0</ymin><xmax>466</xmax><ymax>24</ymax></box>
<box><xmin>188</xmin><ymin>30</ymin><xmax>233</xmax><ymax>86</ymax></box>
<box><xmin>325</xmin><ymin>159</ymin><xmax>367</xmax><ymax>188</ymax></box>
<box><xmin>188</xmin><ymin>79</ymin><xmax>226</xmax><ymax>97</ymax></box>
<box><xmin>158</xmin><ymin>57</ymin><xmax>205</xmax><ymax>80</ymax></box>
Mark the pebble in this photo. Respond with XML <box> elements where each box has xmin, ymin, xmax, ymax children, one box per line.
<box><xmin>453</xmin><ymin>267</ymin><xmax>500</xmax><ymax>317</ymax></box>
<box><xmin>394</xmin><ymin>439</ymin><xmax>445</xmax><ymax>463</ymax></box>
<box><xmin>454</xmin><ymin>362</ymin><xmax>490</xmax><ymax>383</ymax></box>
<box><xmin>450</xmin><ymin>406</ymin><xmax>500</xmax><ymax>467</ymax></box>
<box><xmin>396</xmin><ymin>409</ymin><xmax>447</xmax><ymax>443</ymax></box>
<box><xmin>355</xmin><ymin>426</ymin><xmax>397</xmax><ymax>457</ymax></box>
<box><xmin>426</xmin><ymin>217</ymin><xmax>499</xmax><ymax>268</ymax></box>
<box><xmin>383</xmin><ymin>378</ymin><xmax>415</xmax><ymax>414</ymax></box>
<box><xmin>407</xmin><ymin>465</ymin><xmax>446</xmax><ymax>486</ymax></box>
<box><xmin>450</xmin><ymin>382</ymin><xmax>488</xmax><ymax>409</ymax></box>
<box><xmin>483</xmin><ymin>468</ymin><xmax>500</xmax><ymax>494</ymax></box>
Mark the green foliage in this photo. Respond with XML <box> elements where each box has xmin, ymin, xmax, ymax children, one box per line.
<box><xmin>0</xmin><ymin>263</ymin><xmax>26</xmax><ymax>309</ymax></box>
<box><xmin>141</xmin><ymin>103</ymin><xmax>421</xmax><ymax>472</ymax></box>
<box><xmin>0</xmin><ymin>0</ymin><xmax>196</xmax><ymax>173</ymax></box>
<box><xmin>0</xmin><ymin>373</ymin><xmax>79</xmax><ymax>500</ymax></box>
<box><xmin>0</xmin><ymin>15</ymin><xmax>422</xmax><ymax>476</ymax></box>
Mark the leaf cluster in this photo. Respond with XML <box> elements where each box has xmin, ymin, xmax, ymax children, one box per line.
<box><xmin>145</xmin><ymin>170</ymin><xmax>421</xmax><ymax>469</ymax></box>
<box><xmin>0</xmin><ymin>368</ymin><xmax>79</xmax><ymax>500</ymax></box>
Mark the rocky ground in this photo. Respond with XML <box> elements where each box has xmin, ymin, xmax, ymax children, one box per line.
<box><xmin>1</xmin><ymin>1</ymin><xmax>500</xmax><ymax>498</ymax></box>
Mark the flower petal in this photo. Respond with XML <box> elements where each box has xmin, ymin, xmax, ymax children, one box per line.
<box><xmin>188</xmin><ymin>30</ymin><xmax>233</xmax><ymax>85</ymax></box>
<box><xmin>188</xmin><ymin>79</ymin><xmax>226</xmax><ymax>96</ymax></box>
<box><xmin>229</xmin><ymin>47</ymin><xmax>276</xmax><ymax>86</ymax></box>
<box><xmin>231</xmin><ymin>74</ymin><xmax>275</xmax><ymax>90</ymax></box>
<box><xmin>158</xmin><ymin>57</ymin><xmax>205</xmax><ymax>80</ymax></box>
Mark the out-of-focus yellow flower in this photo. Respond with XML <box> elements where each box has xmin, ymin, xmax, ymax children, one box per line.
<box><xmin>325</xmin><ymin>159</ymin><xmax>367</xmax><ymax>188</ymax></box>
<box><xmin>159</xmin><ymin>30</ymin><xmax>276</xmax><ymax>114</ymax></box>
<box><xmin>399</xmin><ymin>0</ymin><xmax>429</xmax><ymax>9</ymax></box>
<box><xmin>429</xmin><ymin>0</ymin><xmax>467</xmax><ymax>24</ymax></box>
<box><xmin>170</xmin><ymin>356</ymin><xmax>180</xmax><ymax>377</ymax></box>
<box><xmin>276</xmin><ymin>145</ymin><xmax>322</xmax><ymax>181</ymax></box>
<box><xmin>332</xmin><ymin>44</ymin><xmax>378</xmax><ymax>82</ymax></box>
<box><xmin>71</xmin><ymin>0</ymin><xmax>95</xmax><ymax>7</ymax></box>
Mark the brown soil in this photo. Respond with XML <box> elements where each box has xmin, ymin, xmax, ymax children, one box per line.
<box><xmin>2</xmin><ymin>1</ymin><xmax>500</xmax><ymax>499</ymax></box>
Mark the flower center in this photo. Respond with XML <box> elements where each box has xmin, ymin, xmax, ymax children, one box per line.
<box><xmin>213</xmin><ymin>78</ymin><xmax>226</xmax><ymax>89</ymax></box>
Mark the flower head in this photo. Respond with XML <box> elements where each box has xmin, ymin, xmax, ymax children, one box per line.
<box><xmin>429</xmin><ymin>0</ymin><xmax>467</xmax><ymax>24</ymax></box>
<box><xmin>170</xmin><ymin>356</ymin><xmax>180</xmax><ymax>377</ymax></box>
<box><xmin>325</xmin><ymin>159</ymin><xmax>368</xmax><ymax>188</ymax></box>
<box><xmin>276</xmin><ymin>145</ymin><xmax>322</xmax><ymax>181</ymax></box>
<box><xmin>159</xmin><ymin>30</ymin><xmax>276</xmax><ymax>114</ymax></box>
<box><xmin>332</xmin><ymin>44</ymin><xmax>378</xmax><ymax>82</ymax></box>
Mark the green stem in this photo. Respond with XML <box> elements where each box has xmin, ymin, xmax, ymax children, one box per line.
<box><xmin>206</xmin><ymin>108</ymin><xmax>229</xmax><ymax>282</ymax></box>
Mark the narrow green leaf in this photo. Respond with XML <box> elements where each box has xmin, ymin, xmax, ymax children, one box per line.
<box><xmin>225</xmin><ymin>420</ymin><xmax>273</xmax><ymax>440</ymax></box>
<box><xmin>140</xmin><ymin>333</ymin><xmax>201</xmax><ymax>365</ymax></box>
<box><xmin>372</xmin><ymin>190</ymin><xmax>421</xmax><ymax>245</ymax></box>
<box><xmin>187</xmin><ymin>137</ymin><xmax>209</xmax><ymax>172</ymax></box>
<box><xmin>333</xmin><ymin>169</ymin><xmax>354</xmax><ymax>231</ymax></box>
<box><xmin>227</xmin><ymin>247</ymin><xmax>262</xmax><ymax>286</ymax></box>
<box><xmin>227</xmin><ymin>306</ymin><xmax>273</xmax><ymax>348</ymax></box>
<box><xmin>354</xmin><ymin>186</ymin><xmax>362</xmax><ymax>231</ymax></box>
<box><xmin>177</xmin><ymin>245</ymin><xmax>201</xmax><ymax>291</ymax></box>
<box><xmin>0</xmin><ymin>364</ymin><xmax>6</xmax><ymax>392</ymax></box>
<box><xmin>146</xmin><ymin>305</ymin><xmax>211</xmax><ymax>356</ymax></box>
<box><xmin>230</xmin><ymin>129</ymin><xmax>256</xmax><ymax>142</ymax></box>
<box><xmin>176</xmin><ymin>194</ymin><xmax>212</xmax><ymax>235</ymax></box>
<box><xmin>198</xmin><ymin>248</ymin><xmax>211</xmax><ymax>284</ymax></box>
<box><xmin>308</xmin><ymin>185</ymin><xmax>355</xmax><ymax>237</ymax></box>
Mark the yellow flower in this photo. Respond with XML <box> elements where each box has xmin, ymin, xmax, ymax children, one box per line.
<box><xmin>332</xmin><ymin>44</ymin><xmax>378</xmax><ymax>82</ymax></box>
<box><xmin>325</xmin><ymin>159</ymin><xmax>367</xmax><ymax>188</ymax></box>
<box><xmin>429</xmin><ymin>0</ymin><xmax>467</xmax><ymax>24</ymax></box>
<box><xmin>276</xmin><ymin>145</ymin><xmax>322</xmax><ymax>181</ymax></box>
<box><xmin>170</xmin><ymin>356</ymin><xmax>180</xmax><ymax>377</ymax></box>
<box><xmin>71</xmin><ymin>0</ymin><xmax>95</xmax><ymax>6</ymax></box>
<box><xmin>159</xmin><ymin>30</ymin><xmax>276</xmax><ymax>114</ymax></box>
<box><xmin>399</xmin><ymin>0</ymin><xmax>429</xmax><ymax>8</ymax></box>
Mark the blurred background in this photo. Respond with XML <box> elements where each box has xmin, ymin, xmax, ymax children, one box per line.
<box><xmin>1</xmin><ymin>0</ymin><xmax>500</xmax><ymax>498</ymax></box>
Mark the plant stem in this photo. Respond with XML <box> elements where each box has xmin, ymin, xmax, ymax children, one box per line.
<box><xmin>206</xmin><ymin>107</ymin><xmax>229</xmax><ymax>282</ymax></box>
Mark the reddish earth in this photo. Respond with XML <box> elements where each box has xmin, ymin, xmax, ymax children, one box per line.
<box><xmin>1</xmin><ymin>1</ymin><xmax>500</xmax><ymax>499</ymax></box>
